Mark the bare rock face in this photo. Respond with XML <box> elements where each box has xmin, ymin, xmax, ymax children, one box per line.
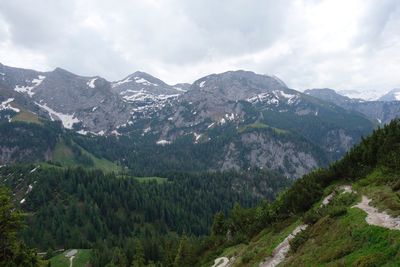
<box><xmin>378</xmin><ymin>88</ymin><xmax>400</xmax><ymax>102</ymax></box>
<box><xmin>240</xmin><ymin>132</ymin><xmax>319</xmax><ymax>178</ymax></box>
<box><xmin>217</xmin><ymin>131</ymin><xmax>319</xmax><ymax>178</ymax></box>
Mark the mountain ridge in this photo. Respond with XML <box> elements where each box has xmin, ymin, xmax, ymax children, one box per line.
<box><xmin>0</xmin><ymin>63</ymin><xmax>386</xmax><ymax>178</ymax></box>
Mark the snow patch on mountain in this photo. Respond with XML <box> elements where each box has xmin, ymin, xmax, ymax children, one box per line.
<box><xmin>173</xmin><ymin>86</ymin><xmax>187</xmax><ymax>92</ymax></box>
<box><xmin>156</xmin><ymin>139</ymin><xmax>171</xmax><ymax>145</ymax></box>
<box><xmin>225</xmin><ymin>113</ymin><xmax>236</xmax><ymax>121</ymax></box>
<box><xmin>87</xmin><ymin>78</ymin><xmax>97</xmax><ymax>88</ymax></box>
<box><xmin>77</xmin><ymin>130</ymin><xmax>88</xmax><ymax>135</ymax></box>
<box><xmin>112</xmin><ymin>77</ymin><xmax>132</xmax><ymax>87</ymax></box>
<box><xmin>247</xmin><ymin>93</ymin><xmax>279</xmax><ymax>105</ymax></box>
<box><xmin>142</xmin><ymin>127</ymin><xmax>151</xmax><ymax>135</ymax></box>
<box><xmin>247</xmin><ymin>90</ymin><xmax>299</xmax><ymax>106</ymax></box>
<box><xmin>0</xmin><ymin>98</ymin><xmax>20</xmax><ymax>113</ymax></box>
<box><xmin>35</xmin><ymin>102</ymin><xmax>80</xmax><ymax>129</ymax></box>
<box><xmin>193</xmin><ymin>132</ymin><xmax>202</xmax><ymax>142</ymax></box>
<box><xmin>199</xmin><ymin>81</ymin><xmax>206</xmax><ymax>88</ymax></box>
<box><xmin>338</xmin><ymin>89</ymin><xmax>381</xmax><ymax>101</ymax></box>
<box><xmin>121</xmin><ymin>89</ymin><xmax>179</xmax><ymax>103</ymax></box>
<box><xmin>134</xmin><ymin>77</ymin><xmax>158</xmax><ymax>86</ymax></box>
<box><xmin>14</xmin><ymin>75</ymin><xmax>46</xmax><ymax>97</ymax></box>
<box><xmin>279</xmin><ymin>91</ymin><xmax>298</xmax><ymax>104</ymax></box>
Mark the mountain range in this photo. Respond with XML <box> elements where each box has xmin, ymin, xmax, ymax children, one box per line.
<box><xmin>1</xmin><ymin>63</ymin><xmax>400</xmax><ymax>178</ymax></box>
<box><xmin>305</xmin><ymin>88</ymin><xmax>400</xmax><ymax>124</ymax></box>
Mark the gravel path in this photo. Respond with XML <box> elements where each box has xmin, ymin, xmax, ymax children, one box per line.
<box><xmin>211</xmin><ymin>257</ymin><xmax>230</xmax><ymax>267</ymax></box>
<box><xmin>259</xmin><ymin>224</ymin><xmax>308</xmax><ymax>267</ymax></box>
<box><xmin>260</xmin><ymin>185</ymin><xmax>353</xmax><ymax>267</ymax></box>
<box><xmin>353</xmin><ymin>195</ymin><xmax>400</xmax><ymax>230</ymax></box>
<box><xmin>321</xmin><ymin>185</ymin><xmax>354</xmax><ymax>207</ymax></box>
<box><xmin>65</xmin><ymin>249</ymin><xmax>78</xmax><ymax>267</ymax></box>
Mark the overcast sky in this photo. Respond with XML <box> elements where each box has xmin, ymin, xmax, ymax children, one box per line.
<box><xmin>0</xmin><ymin>0</ymin><xmax>399</xmax><ymax>92</ymax></box>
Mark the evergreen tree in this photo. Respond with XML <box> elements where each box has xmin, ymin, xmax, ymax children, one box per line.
<box><xmin>211</xmin><ymin>212</ymin><xmax>226</xmax><ymax>236</ymax></box>
<box><xmin>0</xmin><ymin>187</ymin><xmax>40</xmax><ymax>266</ymax></box>
<box><xmin>131</xmin><ymin>240</ymin><xmax>145</xmax><ymax>267</ymax></box>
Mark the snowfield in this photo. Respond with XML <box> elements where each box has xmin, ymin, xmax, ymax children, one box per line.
<box><xmin>14</xmin><ymin>75</ymin><xmax>46</xmax><ymax>97</ymax></box>
<box><xmin>35</xmin><ymin>102</ymin><xmax>80</xmax><ymax>129</ymax></box>
<box><xmin>0</xmin><ymin>98</ymin><xmax>20</xmax><ymax>113</ymax></box>
<box><xmin>87</xmin><ymin>78</ymin><xmax>97</xmax><ymax>88</ymax></box>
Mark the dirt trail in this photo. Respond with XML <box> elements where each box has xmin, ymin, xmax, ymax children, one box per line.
<box><xmin>260</xmin><ymin>185</ymin><xmax>353</xmax><ymax>267</ymax></box>
<box><xmin>65</xmin><ymin>249</ymin><xmax>78</xmax><ymax>267</ymax></box>
<box><xmin>259</xmin><ymin>224</ymin><xmax>308</xmax><ymax>267</ymax></box>
<box><xmin>321</xmin><ymin>185</ymin><xmax>354</xmax><ymax>207</ymax></box>
<box><xmin>211</xmin><ymin>257</ymin><xmax>230</xmax><ymax>267</ymax></box>
<box><xmin>69</xmin><ymin>256</ymin><xmax>75</xmax><ymax>267</ymax></box>
<box><xmin>353</xmin><ymin>195</ymin><xmax>400</xmax><ymax>230</ymax></box>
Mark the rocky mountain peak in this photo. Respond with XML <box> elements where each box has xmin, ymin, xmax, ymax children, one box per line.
<box><xmin>379</xmin><ymin>88</ymin><xmax>400</xmax><ymax>101</ymax></box>
<box><xmin>304</xmin><ymin>88</ymin><xmax>354</xmax><ymax>105</ymax></box>
<box><xmin>188</xmin><ymin>70</ymin><xmax>288</xmax><ymax>102</ymax></box>
<box><xmin>52</xmin><ymin>67</ymin><xmax>76</xmax><ymax>77</ymax></box>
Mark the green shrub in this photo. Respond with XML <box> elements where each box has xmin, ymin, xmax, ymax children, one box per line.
<box><xmin>289</xmin><ymin>227</ymin><xmax>311</xmax><ymax>253</ymax></box>
<box><xmin>327</xmin><ymin>206</ymin><xmax>347</xmax><ymax>218</ymax></box>
<box><xmin>353</xmin><ymin>253</ymin><xmax>384</xmax><ymax>267</ymax></box>
<box><xmin>302</xmin><ymin>209</ymin><xmax>322</xmax><ymax>224</ymax></box>
<box><xmin>331</xmin><ymin>192</ymin><xmax>358</xmax><ymax>207</ymax></box>
<box><xmin>241</xmin><ymin>251</ymin><xmax>254</xmax><ymax>263</ymax></box>
<box><xmin>392</xmin><ymin>179</ymin><xmax>400</xmax><ymax>191</ymax></box>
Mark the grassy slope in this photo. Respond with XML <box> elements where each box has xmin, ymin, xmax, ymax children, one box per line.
<box><xmin>50</xmin><ymin>249</ymin><xmax>91</xmax><ymax>267</ymax></box>
<box><xmin>134</xmin><ymin>176</ymin><xmax>169</xmax><ymax>184</ymax></box>
<box><xmin>282</xmin><ymin>169</ymin><xmax>400</xmax><ymax>266</ymax></box>
<box><xmin>200</xmin><ymin>218</ymin><xmax>302</xmax><ymax>267</ymax></box>
<box><xmin>8</xmin><ymin>103</ymin><xmax>43</xmax><ymax>125</ymax></box>
<box><xmin>52</xmin><ymin>140</ymin><xmax>122</xmax><ymax>173</ymax></box>
<box><xmin>238</xmin><ymin>123</ymin><xmax>288</xmax><ymax>135</ymax></box>
<box><xmin>208</xmin><ymin>168</ymin><xmax>400</xmax><ymax>267</ymax></box>
<box><xmin>8</xmin><ymin>110</ymin><xmax>121</xmax><ymax>173</ymax></box>
<box><xmin>11</xmin><ymin>110</ymin><xmax>42</xmax><ymax>124</ymax></box>
<box><xmin>284</xmin><ymin>208</ymin><xmax>400</xmax><ymax>266</ymax></box>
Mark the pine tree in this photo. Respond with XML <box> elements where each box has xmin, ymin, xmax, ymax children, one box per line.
<box><xmin>0</xmin><ymin>187</ymin><xmax>40</xmax><ymax>266</ymax></box>
<box><xmin>173</xmin><ymin>235</ymin><xmax>193</xmax><ymax>267</ymax></box>
<box><xmin>131</xmin><ymin>240</ymin><xmax>145</xmax><ymax>267</ymax></box>
<box><xmin>211</xmin><ymin>212</ymin><xmax>226</xmax><ymax>236</ymax></box>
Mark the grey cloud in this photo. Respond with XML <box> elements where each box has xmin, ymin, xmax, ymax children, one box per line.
<box><xmin>0</xmin><ymin>0</ymin><xmax>398</xmax><ymax>92</ymax></box>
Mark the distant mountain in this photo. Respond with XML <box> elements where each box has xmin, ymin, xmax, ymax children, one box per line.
<box><xmin>0</xmin><ymin>64</ymin><xmax>377</xmax><ymax>178</ymax></box>
<box><xmin>378</xmin><ymin>88</ymin><xmax>400</xmax><ymax>101</ymax></box>
<box><xmin>111</xmin><ymin>71</ymin><xmax>184</xmax><ymax>114</ymax></box>
<box><xmin>337</xmin><ymin>89</ymin><xmax>381</xmax><ymax>101</ymax></box>
<box><xmin>0</xmin><ymin>63</ymin><xmax>132</xmax><ymax>134</ymax></box>
<box><xmin>305</xmin><ymin>88</ymin><xmax>361</xmax><ymax>106</ymax></box>
<box><xmin>112</xmin><ymin>70</ymin><xmax>376</xmax><ymax>177</ymax></box>
<box><xmin>305</xmin><ymin>88</ymin><xmax>400</xmax><ymax>124</ymax></box>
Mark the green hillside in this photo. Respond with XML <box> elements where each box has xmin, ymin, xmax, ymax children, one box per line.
<box><xmin>52</xmin><ymin>139</ymin><xmax>122</xmax><ymax>173</ymax></box>
<box><xmin>1</xmin><ymin>119</ymin><xmax>399</xmax><ymax>266</ymax></box>
<box><xmin>199</xmin><ymin>120</ymin><xmax>400</xmax><ymax>267</ymax></box>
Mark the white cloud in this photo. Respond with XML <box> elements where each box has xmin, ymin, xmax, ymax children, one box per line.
<box><xmin>0</xmin><ymin>0</ymin><xmax>399</xmax><ymax>92</ymax></box>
